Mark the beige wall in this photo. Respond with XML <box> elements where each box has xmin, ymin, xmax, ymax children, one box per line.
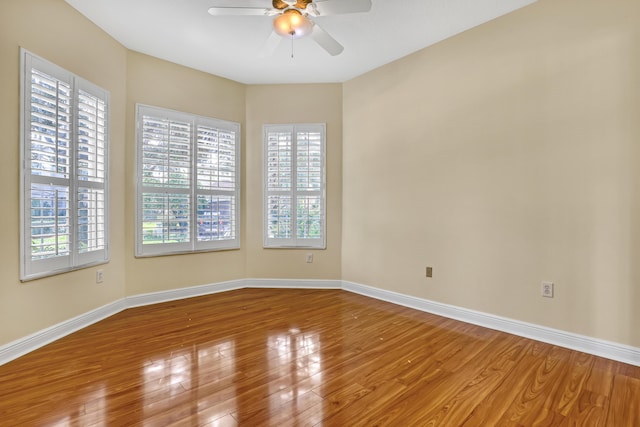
<box><xmin>342</xmin><ymin>0</ymin><xmax>640</xmax><ymax>347</ymax></box>
<box><xmin>245</xmin><ymin>85</ymin><xmax>343</xmax><ymax>279</ymax></box>
<box><xmin>124</xmin><ymin>52</ymin><xmax>247</xmax><ymax>295</ymax></box>
<box><xmin>0</xmin><ymin>0</ymin><xmax>128</xmax><ymax>344</ymax></box>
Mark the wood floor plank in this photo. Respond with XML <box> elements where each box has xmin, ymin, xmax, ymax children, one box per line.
<box><xmin>319</xmin><ymin>379</ymin><xmax>408</xmax><ymax>426</ymax></box>
<box><xmin>0</xmin><ymin>288</ymin><xmax>638</xmax><ymax>426</ymax></box>
<box><xmin>560</xmin><ymin>389</ymin><xmax>608</xmax><ymax>426</ymax></box>
<box><xmin>584</xmin><ymin>356</ymin><xmax>617</xmax><ymax>397</ymax></box>
<box><xmin>554</xmin><ymin>351</ymin><xmax>596</xmax><ymax>417</ymax></box>
<box><xmin>497</xmin><ymin>345</ymin><xmax>573</xmax><ymax>425</ymax></box>
<box><xmin>606</xmin><ymin>375</ymin><xmax>640</xmax><ymax>426</ymax></box>
<box><xmin>401</xmin><ymin>333</ymin><xmax>531</xmax><ymax>426</ymax></box>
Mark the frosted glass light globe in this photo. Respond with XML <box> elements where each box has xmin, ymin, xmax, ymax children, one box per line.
<box><xmin>273</xmin><ymin>10</ymin><xmax>313</xmax><ymax>38</ymax></box>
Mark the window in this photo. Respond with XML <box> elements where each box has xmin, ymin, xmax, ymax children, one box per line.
<box><xmin>263</xmin><ymin>124</ymin><xmax>326</xmax><ymax>248</ymax></box>
<box><xmin>135</xmin><ymin>105</ymin><xmax>240</xmax><ymax>256</ymax></box>
<box><xmin>20</xmin><ymin>49</ymin><xmax>109</xmax><ymax>281</ymax></box>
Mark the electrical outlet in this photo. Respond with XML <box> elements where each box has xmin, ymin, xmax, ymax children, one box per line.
<box><xmin>425</xmin><ymin>267</ymin><xmax>433</xmax><ymax>278</ymax></box>
<box><xmin>96</xmin><ymin>269</ymin><xmax>104</xmax><ymax>284</ymax></box>
<box><xmin>306</xmin><ymin>253</ymin><xmax>313</xmax><ymax>263</ymax></box>
<box><xmin>541</xmin><ymin>281</ymin><xmax>554</xmax><ymax>298</ymax></box>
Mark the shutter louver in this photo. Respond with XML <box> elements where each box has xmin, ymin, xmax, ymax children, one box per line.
<box><xmin>29</xmin><ymin>184</ymin><xmax>70</xmax><ymax>260</ymax></box>
<box><xmin>77</xmin><ymin>90</ymin><xmax>106</xmax><ymax>183</ymax></box>
<box><xmin>142</xmin><ymin>116</ymin><xmax>191</xmax><ymax>188</ymax></box>
<box><xmin>30</xmin><ymin>69</ymin><xmax>71</xmax><ymax>179</ymax></box>
<box><xmin>77</xmin><ymin>187</ymin><xmax>105</xmax><ymax>253</ymax></box>
<box><xmin>267</xmin><ymin>132</ymin><xmax>292</xmax><ymax>190</ymax></box>
<box><xmin>267</xmin><ymin>195</ymin><xmax>292</xmax><ymax>239</ymax></box>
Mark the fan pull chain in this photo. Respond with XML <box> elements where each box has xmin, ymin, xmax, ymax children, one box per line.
<box><xmin>291</xmin><ymin>34</ymin><xmax>294</xmax><ymax>58</ymax></box>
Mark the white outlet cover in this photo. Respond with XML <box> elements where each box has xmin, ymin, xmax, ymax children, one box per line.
<box><xmin>541</xmin><ymin>281</ymin><xmax>554</xmax><ymax>298</ymax></box>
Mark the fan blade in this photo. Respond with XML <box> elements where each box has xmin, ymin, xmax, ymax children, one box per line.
<box><xmin>313</xmin><ymin>0</ymin><xmax>372</xmax><ymax>16</ymax></box>
<box><xmin>311</xmin><ymin>23</ymin><xmax>343</xmax><ymax>56</ymax></box>
<box><xmin>208</xmin><ymin>7</ymin><xmax>272</xmax><ymax>16</ymax></box>
<box><xmin>259</xmin><ymin>30</ymin><xmax>282</xmax><ymax>57</ymax></box>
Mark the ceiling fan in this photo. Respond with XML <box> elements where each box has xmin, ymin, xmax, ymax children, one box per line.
<box><xmin>208</xmin><ymin>0</ymin><xmax>372</xmax><ymax>57</ymax></box>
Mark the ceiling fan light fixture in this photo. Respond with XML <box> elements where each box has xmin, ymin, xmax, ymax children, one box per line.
<box><xmin>273</xmin><ymin>10</ymin><xmax>313</xmax><ymax>38</ymax></box>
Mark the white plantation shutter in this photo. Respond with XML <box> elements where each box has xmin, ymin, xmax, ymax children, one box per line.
<box><xmin>196</xmin><ymin>125</ymin><xmax>238</xmax><ymax>243</ymax></box>
<box><xmin>139</xmin><ymin>114</ymin><xmax>192</xmax><ymax>253</ymax></box>
<box><xmin>20</xmin><ymin>49</ymin><xmax>109</xmax><ymax>280</ymax></box>
<box><xmin>264</xmin><ymin>124</ymin><xmax>326</xmax><ymax>248</ymax></box>
<box><xmin>29</xmin><ymin>184</ymin><xmax>71</xmax><ymax>260</ymax></box>
<box><xmin>76</xmin><ymin>87</ymin><xmax>107</xmax><ymax>262</ymax></box>
<box><xmin>136</xmin><ymin>105</ymin><xmax>240</xmax><ymax>256</ymax></box>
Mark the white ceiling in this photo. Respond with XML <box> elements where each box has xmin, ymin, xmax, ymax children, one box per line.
<box><xmin>64</xmin><ymin>0</ymin><xmax>537</xmax><ymax>85</ymax></box>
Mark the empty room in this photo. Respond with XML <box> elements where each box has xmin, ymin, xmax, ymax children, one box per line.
<box><xmin>1</xmin><ymin>0</ymin><xmax>639</xmax><ymax>425</ymax></box>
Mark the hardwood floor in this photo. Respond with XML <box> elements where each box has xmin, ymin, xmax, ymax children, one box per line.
<box><xmin>0</xmin><ymin>288</ymin><xmax>638</xmax><ymax>426</ymax></box>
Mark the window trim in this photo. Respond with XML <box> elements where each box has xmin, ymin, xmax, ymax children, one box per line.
<box><xmin>20</xmin><ymin>48</ymin><xmax>110</xmax><ymax>281</ymax></box>
<box><xmin>263</xmin><ymin>123</ymin><xmax>326</xmax><ymax>249</ymax></box>
<box><xmin>134</xmin><ymin>104</ymin><xmax>241</xmax><ymax>257</ymax></box>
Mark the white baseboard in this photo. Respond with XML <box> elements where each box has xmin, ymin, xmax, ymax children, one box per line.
<box><xmin>126</xmin><ymin>279</ymin><xmax>246</xmax><ymax>308</ymax></box>
<box><xmin>342</xmin><ymin>280</ymin><xmax>640</xmax><ymax>367</ymax></box>
<box><xmin>2</xmin><ymin>279</ymin><xmax>638</xmax><ymax>367</ymax></box>
<box><xmin>245</xmin><ymin>278</ymin><xmax>341</xmax><ymax>289</ymax></box>
<box><xmin>0</xmin><ymin>299</ymin><xmax>127</xmax><ymax>366</ymax></box>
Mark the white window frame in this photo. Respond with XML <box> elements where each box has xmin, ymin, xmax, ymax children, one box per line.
<box><xmin>135</xmin><ymin>104</ymin><xmax>241</xmax><ymax>257</ymax></box>
<box><xmin>20</xmin><ymin>49</ymin><xmax>110</xmax><ymax>281</ymax></box>
<box><xmin>263</xmin><ymin>123</ymin><xmax>326</xmax><ymax>249</ymax></box>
